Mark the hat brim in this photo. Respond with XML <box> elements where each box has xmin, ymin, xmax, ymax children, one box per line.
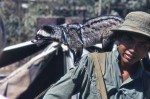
<box><xmin>111</xmin><ymin>25</ymin><xmax>150</xmax><ymax>39</ymax></box>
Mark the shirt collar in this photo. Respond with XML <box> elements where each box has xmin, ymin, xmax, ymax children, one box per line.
<box><xmin>112</xmin><ymin>44</ymin><xmax>119</xmax><ymax>62</ymax></box>
<box><xmin>112</xmin><ymin>44</ymin><xmax>144</xmax><ymax>85</ymax></box>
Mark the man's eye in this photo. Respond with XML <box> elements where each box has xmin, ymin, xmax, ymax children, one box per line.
<box><xmin>138</xmin><ymin>43</ymin><xmax>150</xmax><ymax>50</ymax></box>
<box><xmin>123</xmin><ymin>38</ymin><xmax>133</xmax><ymax>43</ymax></box>
<box><xmin>122</xmin><ymin>36</ymin><xmax>133</xmax><ymax>42</ymax></box>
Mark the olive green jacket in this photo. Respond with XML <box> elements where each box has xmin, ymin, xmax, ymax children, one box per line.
<box><xmin>43</xmin><ymin>49</ymin><xmax>150</xmax><ymax>99</ymax></box>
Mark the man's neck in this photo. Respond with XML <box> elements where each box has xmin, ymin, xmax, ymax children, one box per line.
<box><xmin>119</xmin><ymin>59</ymin><xmax>141</xmax><ymax>81</ymax></box>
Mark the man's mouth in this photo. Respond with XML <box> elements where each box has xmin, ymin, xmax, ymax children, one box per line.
<box><xmin>124</xmin><ymin>53</ymin><xmax>134</xmax><ymax>60</ymax></box>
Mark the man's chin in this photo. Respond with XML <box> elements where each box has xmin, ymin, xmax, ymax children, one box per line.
<box><xmin>122</xmin><ymin>58</ymin><xmax>137</xmax><ymax>65</ymax></box>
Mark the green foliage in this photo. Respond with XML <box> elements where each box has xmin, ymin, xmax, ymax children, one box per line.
<box><xmin>127</xmin><ymin>0</ymin><xmax>147</xmax><ymax>10</ymax></box>
<box><xmin>0</xmin><ymin>0</ymin><xmax>150</xmax><ymax>46</ymax></box>
<box><xmin>0</xmin><ymin>0</ymin><xmax>20</xmax><ymax>45</ymax></box>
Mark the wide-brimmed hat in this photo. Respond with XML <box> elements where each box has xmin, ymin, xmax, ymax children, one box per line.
<box><xmin>112</xmin><ymin>11</ymin><xmax>150</xmax><ymax>39</ymax></box>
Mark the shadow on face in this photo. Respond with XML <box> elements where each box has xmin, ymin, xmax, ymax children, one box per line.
<box><xmin>116</xmin><ymin>32</ymin><xmax>150</xmax><ymax>66</ymax></box>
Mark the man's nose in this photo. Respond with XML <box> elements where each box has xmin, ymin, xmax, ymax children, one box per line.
<box><xmin>128</xmin><ymin>42</ymin><xmax>138</xmax><ymax>53</ymax></box>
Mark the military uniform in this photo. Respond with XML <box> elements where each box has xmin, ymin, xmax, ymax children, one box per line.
<box><xmin>43</xmin><ymin>48</ymin><xmax>150</xmax><ymax>99</ymax></box>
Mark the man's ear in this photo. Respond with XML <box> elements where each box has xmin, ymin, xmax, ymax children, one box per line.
<box><xmin>142</xmin><ymin>53</ymin><xmax>150</xmax><ymax>72</ymax></box>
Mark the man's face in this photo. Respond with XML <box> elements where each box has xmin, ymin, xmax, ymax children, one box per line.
<box><xmin>118</xmin><ymin>33</ymin><xmax>150</xmax><ymax>65</ymax></box>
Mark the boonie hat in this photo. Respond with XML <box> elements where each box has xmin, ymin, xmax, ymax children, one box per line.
<box><xmin>112</xmin><ymin>11</ymin><xmax>150</xmax><ymax>39</ymax></box>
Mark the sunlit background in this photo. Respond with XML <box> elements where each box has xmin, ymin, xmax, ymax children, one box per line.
<box><xmin>0</xmin><ymin>0</ymin><xmax>150</xmax><ymax>46</ymax></box>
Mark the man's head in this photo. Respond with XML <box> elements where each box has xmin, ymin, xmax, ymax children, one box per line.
<box><xmin>112</xmin><ymin>11</ymin><xmax>150</xmax><ymax>65</ymax></box>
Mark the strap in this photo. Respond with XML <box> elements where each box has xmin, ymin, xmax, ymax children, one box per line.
<box><xmin>34</xmin><ymin>87</ymin><xmax>49</xmax><ymax>99</ymax></box>
<box><xmin>91</xmin><ymin>52</ymin><xmax>108</xmax><ymax>99</ymax></box>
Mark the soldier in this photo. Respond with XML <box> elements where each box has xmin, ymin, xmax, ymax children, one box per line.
<box><xmin>43</xmin><ymin>11</ymin><xmax>150</xmax><ymax>99</ymax></box>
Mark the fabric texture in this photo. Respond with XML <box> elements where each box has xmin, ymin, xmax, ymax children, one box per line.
<box><xmin>43</xmin><ymin>48</ymin><xmax>150</xmax><ymax>99</ymax></box>
<box><xmin>112</xmin><ymin>11</ymin><xmax>150</xmax><ymax>39</ymax></box>
<box><xmin>90</xmin><ymin>52</ymin><xmax>107</xmax><ymax>99</ymax></box>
